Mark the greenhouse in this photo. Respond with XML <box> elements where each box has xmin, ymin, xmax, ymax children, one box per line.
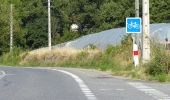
<box><xmin>55</xmin><ymin>23</ymin><xmax>170</xmax><ymax>50</ymax></box>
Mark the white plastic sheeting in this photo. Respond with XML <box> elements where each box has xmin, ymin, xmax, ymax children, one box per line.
<box><xmin>54</xmin><ymin>23</ymin><xmax>170</xmax><ymax>50</ymax></box>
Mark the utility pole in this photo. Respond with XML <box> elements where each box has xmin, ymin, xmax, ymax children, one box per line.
<box><xmin>142</xmin><ymin>0</ymin><xmax>151</xmax><ymax>63</ymax></box>
<box><xmin>48</xmin><ymin>0</ymin><xmax>52</xmax><ymax>51</ymax></box>
<box><xmin>10</xmin><ymin>4</ymin><xmax>13</xmax><ymax>53</ymax></box>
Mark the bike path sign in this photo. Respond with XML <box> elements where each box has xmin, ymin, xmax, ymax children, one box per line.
<box><xmin>126</xmin><ymin>17</ymin><xmax>141</xmax><ymax>33</ymax></box>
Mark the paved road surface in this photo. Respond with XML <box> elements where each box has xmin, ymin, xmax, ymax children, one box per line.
<box><xmin>0</xmin><ymin>66</ymin><xmax>170</xmax><ymax>100</ymax></box>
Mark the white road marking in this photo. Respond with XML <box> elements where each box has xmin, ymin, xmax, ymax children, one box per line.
<box><xmin>0</xmin><ymin>70</ymin><xmax>6</xmax><ymax>79</ymax></box>
<box><xmin>128</xmin><ymin>82</ymin><xmax>170</xmax><ymax>100</ymax></box>
<box><xmin>53</xmin><ymin>69</ymin><xmax>97</xmax><ymax>100</ymax></box>
<box><xmin>115</xmin><ymin>89</ymin><xmax>125</xmax><ymax>91</ymax></box>
<box><xmin>99</xmin><ymin>88</ymin><xmax>125</xmax><ymax>91</ymax></box>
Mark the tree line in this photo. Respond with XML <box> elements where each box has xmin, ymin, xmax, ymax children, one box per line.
<box><xmin>0</xmin><ymin>0</ymin><xmax>169</xmax><ymax>55</ymax></box>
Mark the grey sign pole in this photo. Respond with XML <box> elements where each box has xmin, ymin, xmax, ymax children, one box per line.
<box><xmin>135</xmin><ymin>0</ymin><xmax>140</xmax><ymax>44</ymax></box>
<box><xmin>133</xmin><ymin>0</ymin><xmax>140</xmax><ymax>45</ymax></box>
<box><xmin>135</xmin><ymin>0</ymin><xmax>139</xmax><ymax>17</ymax></box>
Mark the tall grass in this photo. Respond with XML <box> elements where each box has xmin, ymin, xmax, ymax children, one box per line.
<box><xmin>143</xmin><ymin>42</ymin><xmax>170</xmax><ymax>82</ymax></box>
<box><xmin>21</xmin><ymin>35</ymin><xmax>134</xmax><ymax>73</ymax></box>
<box><xmin>2</xmin><ymin>35</ymin><xmax>170</xmax><ymax>82</ymax></box>
<box><xmin>0</xmin><ymin>48</ymin><xmax>26</xmax><ymax>66</ymax></box>
<box><xmin>21</xmin><ymin>48</ymin><xmax>101</xmax><ymax>66</ymax></box>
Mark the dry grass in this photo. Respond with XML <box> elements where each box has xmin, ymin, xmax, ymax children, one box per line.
<box><xmin>21</xmin><ymin>47</ymin><xmax>101</xmax><ymax>65</ymax></box>
<box><xmin>112</xmin><ymin>51</ymin><xmax>133</xmax><ymax>67</ymax></box>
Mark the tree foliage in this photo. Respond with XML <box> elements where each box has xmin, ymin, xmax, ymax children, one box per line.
<box><xmin>0</xmin><ymin>0</ymin><xmax>169</xmax><ymax>54</ymax></box>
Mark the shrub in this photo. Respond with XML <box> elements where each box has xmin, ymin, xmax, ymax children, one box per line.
<box><xmin>146</xmin><ymin>60</ymin><xmax>168</xmax><ymax>76</ymax></box>
<box><xmin>157</xmin><ymin>74</ymin><xmax>167</xmax><ymax>82</ymax></box>
<box><xmin>105</xmin><ymin>45</ymin><xmax>121</xmax><ymax>56</ymax></box>
<box><xmin>145</xmin><ymin>43</ymin><xmax>170</xmax><ymax>76</ymax></box>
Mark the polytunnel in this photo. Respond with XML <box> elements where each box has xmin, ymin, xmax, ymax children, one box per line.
<box><xmin>54</xmin><ymin>23</ymin><xmax>170</xmax><ymax>50</ymax></box>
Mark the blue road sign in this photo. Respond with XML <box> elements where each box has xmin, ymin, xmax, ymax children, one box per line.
<box><xmin>126</xmin><ymin>18</ymin><xmax>141</xmax><ymax>33</ymax></box>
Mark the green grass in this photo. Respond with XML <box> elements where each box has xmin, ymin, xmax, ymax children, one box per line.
<box><xmin>0</xmin><ymin>48</ymin><xmax>26</xmax><ymax>66</ymax></box>
<box><xmin>1</xmin><ymin>35</ymin><xmax>170</xmax><ymax>83</ymax></box>
<box><xmin>19</xmin><ymin>35</ymin><xmax>136</xmax><ymax>76</ymax></box>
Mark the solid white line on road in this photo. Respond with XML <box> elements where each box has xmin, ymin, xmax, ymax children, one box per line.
<box><xmin>0</xmin><ymin>70</ymin><xmax>6</xmax><ymax>79</ymax></box>
<box><xmin>128</xmin><ymin>82</ymin><xmax>170</xmax><ymax>100</ymax></box>
<box><xmin>53</xmin><ymin>69</ymin><xmax>97</xmax><ymax>100</ymax></box>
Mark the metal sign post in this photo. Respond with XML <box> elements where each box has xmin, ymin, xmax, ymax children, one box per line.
<box><xmin>126</xmin><ymin>18</ymin><xmax>141</xmax><ymax>34</ymax></box>
<box><xmin>126</xmin><ymin>18</ymin><xmax>142</xmax><ymax>67</ymax></box>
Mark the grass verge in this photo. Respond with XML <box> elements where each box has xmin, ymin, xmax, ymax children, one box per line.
<box><xmin>0</xmin><ymin>35</ymin><xmax>170</xmax><ymax>82</ymax></box>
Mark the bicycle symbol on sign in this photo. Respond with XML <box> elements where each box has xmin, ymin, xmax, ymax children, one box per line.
<box><xmin>127</xmin><ymin>21</ymin><xmax>140</xmax><ymax>29</ymax></box>
<box><xmin>126</xmin><ymin>18</ymin><xmax>141</xmax><ymax>33</ymax></box>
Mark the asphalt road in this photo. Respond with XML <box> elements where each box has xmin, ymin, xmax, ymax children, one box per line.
<box><xmin>0</xmin><ymin>66</ymin><xmax>170</xmax><ymax>100</ymax></box>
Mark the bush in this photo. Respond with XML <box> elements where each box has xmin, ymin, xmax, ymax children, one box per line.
<box><xmin>146</xmin><ymin>61</ymin><xmax>168</xmax><ymax>76</ymax></box>
<box><xmin>157</xmin><ymin>74</ymin><xmax>167</xmax><ymax>82</ymax></box>
<box><xmin>145</xmin><ymin>44</ymin><xmax>170</xmax><ymax>76</ymax></box>
<box><xmin>105</xmin><ymin>45</ymin><xmax>120</xmax><ymax>56</ymax></box>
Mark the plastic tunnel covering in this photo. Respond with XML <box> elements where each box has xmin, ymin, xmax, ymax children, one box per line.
<box><xmin>54</xmin><ymin>23</ymin><xmax>170</xmax><ymax>50</ymax></box>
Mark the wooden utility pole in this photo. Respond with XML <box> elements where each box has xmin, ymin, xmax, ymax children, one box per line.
<box><xmin>48</xmin><ymin>0</ymin><xmax>52</xmax><ymax>50</ymax></box>
<box><xmin>10</xmin><ymin>4</ymin><xmax>13</xmax><ymax>53</ymax></box>
<box><xmin>142</xmin><ymin>0</ymin><xmax>151</xmax><ymax>63</ymax></box>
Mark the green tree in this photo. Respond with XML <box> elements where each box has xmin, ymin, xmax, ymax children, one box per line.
<box><xmin>0</xmin><ymin>0</ymin><xmax>11</xmax><ymax>54</ymax></box>
<box><xmin>0</xmin><ymin>0</ymin><xmax>169</xmax><ymax>55</ymax></box>
<box><xmin>150</xmin><ymin>0</ymin><xmax>170</xmax><ymax>23</ymax></box>
<box><xmin>19</xmin><ymin>0</ymin><xmax>48</xmax><ymax>49</ymax></box>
